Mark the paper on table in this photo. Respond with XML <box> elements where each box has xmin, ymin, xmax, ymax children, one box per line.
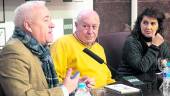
<box><xmin>104</xmin><ymin>84</ymin><xmax>140</xmax><ymax>94</ymax></box>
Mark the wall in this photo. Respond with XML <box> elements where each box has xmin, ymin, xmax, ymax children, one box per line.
<box><xmin>94</xmin><ymin>0</ymin><xmax>131</xmax><ymax>36</ymax></box>
<box><xmin>0</xmin><ymin>0</ymin><xmax>93</xmax><ymax>46</ymax></box>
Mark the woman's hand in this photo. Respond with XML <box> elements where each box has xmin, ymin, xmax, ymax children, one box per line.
<box><xmin>152</xmin><ymin>33</ymin><xmax>164</xmax><ymax>46</ymax></box>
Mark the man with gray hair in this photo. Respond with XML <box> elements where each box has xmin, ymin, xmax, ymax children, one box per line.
<box><xmin>50</xmin><ymin>10</ymin><xmax>115</xmax><ymax>88</ymax></box>
<box><xmin>0</xmin><ymin>1</ymin><xmax>92</xmax><ymax>96</ymax></box>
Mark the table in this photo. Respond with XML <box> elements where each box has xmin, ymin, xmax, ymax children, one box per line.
<box><xmin>91</xmin><ymin>72</ymin><xmax>164</xmax><ymax>96</ymax></box>
<box><xmin>134</xmin><ymin>72</ymin><xmax>163</xmax><ymax>96</ymax></box>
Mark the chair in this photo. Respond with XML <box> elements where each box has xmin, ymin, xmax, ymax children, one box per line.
<box><xmin>98</xmin><ymin>32</ymin><xmax>130</xmax><ymax>79</ymax></box>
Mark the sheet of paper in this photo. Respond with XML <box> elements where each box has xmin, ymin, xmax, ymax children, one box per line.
<box><xmin>105</xmin><ymin>84</ymin><xmax>140</xmax><ymax>94</ymax></box>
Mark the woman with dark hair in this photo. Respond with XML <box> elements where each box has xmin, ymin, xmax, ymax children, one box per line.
<box><xmin>118</xmin><ymin>8</ymin><xmax>170</xmax><ymax>75</ymax></box>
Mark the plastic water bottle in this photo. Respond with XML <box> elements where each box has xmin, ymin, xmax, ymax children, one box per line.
<box><xmin>160</xmin><ymin>62</ymin><xmax>170</xmax><ymax>96</ymax></box>
<box><xmin>75</xmin><ymin>82</ymin><xmax>91</xmax><ymax>96</ymax></box>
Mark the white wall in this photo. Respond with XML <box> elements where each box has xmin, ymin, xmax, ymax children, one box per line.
<box><xmin>47</xmin><ymin>0</ymin><xmax>93</xmax><ymax>41</ymax></box>
<box><xmin>0</xmin><ymin>0</ymin><xmax>93</xmax><ymax>44</ymax></box>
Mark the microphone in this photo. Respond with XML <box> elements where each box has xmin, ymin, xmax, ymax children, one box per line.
<box><xmin>83</xmin><ymin>48</ymin><xmax>119</xmax><ymax>76</ymax></box>
<box><xmin>83</xmin><ymin>48</ymin><xmax>104</xmax><ymax>64</ymax></box>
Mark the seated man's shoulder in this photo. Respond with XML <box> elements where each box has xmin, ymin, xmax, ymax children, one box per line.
<box><xmin>1</xmin><ymin>38</ymin><xmax>33</xmax><ymax>59</ymax></box>
<box><xmin>94</xmin><ymin>42</ymin><xmax>104</xmax><ymax>49</ymax></box>
<box><xmin>54</xmin><ymin>34</ymin><xmax>73</xmax><ymax>43</ymax></box>
<box><xmin>4</xmin><ymin>38</ymin><xmax>27</xmax><ymax>52</ymax></box>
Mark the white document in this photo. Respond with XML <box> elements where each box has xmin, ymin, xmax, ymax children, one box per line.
<box><xmin>105</xmin><ymin>84</ymin><xmax>140</xmax><ymax>94</ymax></box>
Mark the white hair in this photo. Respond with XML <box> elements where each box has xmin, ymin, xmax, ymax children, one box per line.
<box><xmin>76</xmin><ymin>9</ymin><xmax>100</xmax><ymax>24</ymax></box>
<box><xmin>14</xmin><ymin>1</ymin><xmax>46</xmax><ymax>30</ymax></box>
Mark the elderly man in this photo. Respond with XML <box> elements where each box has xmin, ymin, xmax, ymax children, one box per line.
<box><xmin>0</xmin><ymin>1</ymin><xmax>92</xmax><ymax>96</ymax></box>
<box><xmin>50</xmin><ymin>10</ymin><xmax>115</xmax><ymax>88</ymax></box>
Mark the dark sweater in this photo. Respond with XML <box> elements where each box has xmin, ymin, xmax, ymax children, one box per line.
<box><xmin>118</xmin><ymin>35</ymin><xmax>170</xmax><ymax>75</ymax></box>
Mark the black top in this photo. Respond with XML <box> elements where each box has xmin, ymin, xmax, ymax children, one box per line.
<box><xmin>118</xmin><ymin>35</ymin><xmax>170</xmax><ymax>75</ymax></box>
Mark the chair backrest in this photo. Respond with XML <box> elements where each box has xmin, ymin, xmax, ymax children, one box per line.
<box><xmin>98</xmin><ymin>32</ymin><xmax>130</xmax><ymax>78</ymax></box>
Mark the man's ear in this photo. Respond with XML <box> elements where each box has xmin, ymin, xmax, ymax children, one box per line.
<box><xmin>24</xmin><ymin>20</ymin><xmax>32</xmax><ymax>32</ymax></box>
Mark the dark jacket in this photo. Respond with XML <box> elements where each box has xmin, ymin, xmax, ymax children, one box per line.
<box><xmin>118</xmin><ymin>35</ymin><xmax>170</xmax><ymax>75</ymax></box>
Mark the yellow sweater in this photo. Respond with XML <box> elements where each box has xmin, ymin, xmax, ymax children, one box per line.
<box><xmin>50</xmin><ymin>34</ymin><xmax>115</xmax><ymax>88</ymax></box>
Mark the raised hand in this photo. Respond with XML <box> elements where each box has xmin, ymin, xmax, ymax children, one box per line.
<box><xmin>152</xmin><ymin>33</ymin><xmax>164</xmax><ymax>46</ymax></box>
<box><xmin>63</xmin><ymin>68</ymin><xmax>80</xmax><ymax>94</ymax></box>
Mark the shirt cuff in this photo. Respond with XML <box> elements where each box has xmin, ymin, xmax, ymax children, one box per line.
<box><xmin>61</xmin><ymin>85</ymin><xmax>69</xmax><ymax>96</ymax></box>
<box><xmin>149</xmin><ymin>44</ymin><xmax>160</xmax><ymax>51</ymax></box>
